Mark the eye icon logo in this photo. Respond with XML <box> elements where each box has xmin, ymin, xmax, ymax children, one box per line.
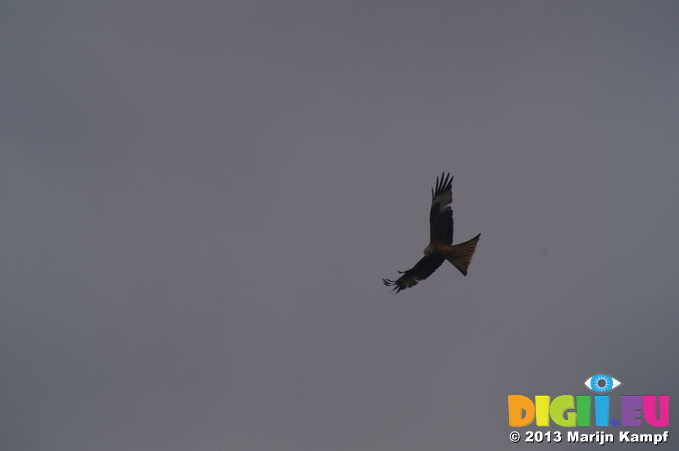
<box><xmin>584</xmin><ymin>374</ymin><xmax>622</xmax><ymax>393</ymax></box>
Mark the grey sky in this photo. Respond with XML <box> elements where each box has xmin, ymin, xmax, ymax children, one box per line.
<box><xmin>2</xmin><ymin>2</ymin><xmax>678</xmax><ymax>450</ymax></box>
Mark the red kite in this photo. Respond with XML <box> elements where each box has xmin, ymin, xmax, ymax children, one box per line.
<box><xmin>383</xmin><ymin>173</ymin><xmax>480</xmax><ymax>293</ymax></box>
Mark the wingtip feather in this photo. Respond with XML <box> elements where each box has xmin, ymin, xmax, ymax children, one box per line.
<box><xmin>382</xmin><ymin>278</ymin><xmax>403</xmax><ymax>293</ymax></box>
<box><xmin>432</xmin><ymin>172</ymin><xmax>453</xmax><ymax>200</ymax></box>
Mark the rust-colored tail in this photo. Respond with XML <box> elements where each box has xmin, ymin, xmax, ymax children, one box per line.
<box><xmin>446</xmin><ymin>233</ymin><xmax>480</xmax><ymax>276</ymax></box>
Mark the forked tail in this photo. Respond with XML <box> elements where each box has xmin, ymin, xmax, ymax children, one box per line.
<box><xmin>446</xmin><ymin>233</ymin><xmax>480</xmax><ymax>276</ymax></box>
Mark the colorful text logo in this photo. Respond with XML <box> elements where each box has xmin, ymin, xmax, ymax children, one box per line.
<box><xmin>508</xmin><ymin>374</ymin><xmax>669</xmax><ymax>428</ymax></box>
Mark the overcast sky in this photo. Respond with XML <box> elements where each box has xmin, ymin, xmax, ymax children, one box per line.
<box><xmin>2</xmin><ymin>2</ymin><xmax>678</xmax><ymax>450</ymax></box>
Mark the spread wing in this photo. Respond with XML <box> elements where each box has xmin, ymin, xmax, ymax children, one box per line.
<box><xmin>430</xmin><ymin>172</ymin><xmax>453</xmax><ymax>244</ymax></box>
<box><xmin>382</xmin><ymin>254</ymin><xmax>445</xmax><ymax>293</ymax></box>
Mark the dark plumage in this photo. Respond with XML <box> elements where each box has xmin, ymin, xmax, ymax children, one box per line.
<box><xmin>383</xmin><ymin>172</ymin><xmax>480</xmax><ymax>293</ymax></box>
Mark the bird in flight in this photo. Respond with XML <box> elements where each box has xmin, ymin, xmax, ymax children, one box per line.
<box><xmin>383</xmin><ymin>173</ymin><xmax>480</xmax><ymax>293</ymax></box>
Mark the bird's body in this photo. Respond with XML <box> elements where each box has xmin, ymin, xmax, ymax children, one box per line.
<box><xmin>383</xmin><ymin>173</ymin><xmax>480</xmax><ymax>293</ymax></box>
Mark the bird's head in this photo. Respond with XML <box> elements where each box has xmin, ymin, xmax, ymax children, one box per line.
<box><xmin>423</xmin><ymin>245</ymin><xmax>433</xmax><ymax>256</ymax></box>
